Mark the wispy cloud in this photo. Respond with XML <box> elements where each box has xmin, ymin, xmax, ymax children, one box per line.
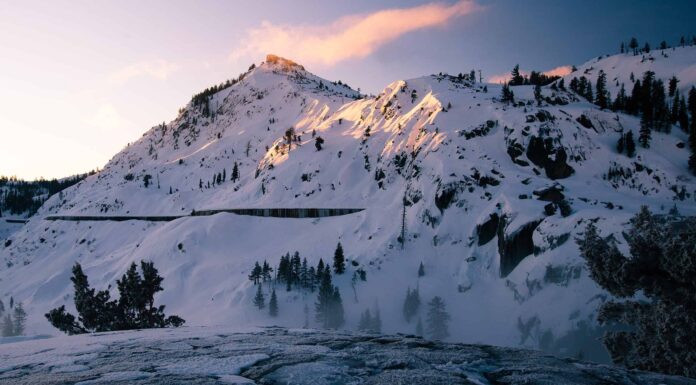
<box><xmin>488</xmin><ymin>65</ymin><xmax>573</xmax><ymax>84</ymax></box>
<box><xmin>230</xmin><ymin>0</ymin><xmax>481</xmax><ymax>67</ymax></box>
<box><xmin>84</xmin><ymin>103</ymin><xmax>133</xmax><ymax>132</ymax></box>
<box><xmin>108</xmin><ymin>60</ymin><xmax>180</xmax><ymax>85</ymax></box>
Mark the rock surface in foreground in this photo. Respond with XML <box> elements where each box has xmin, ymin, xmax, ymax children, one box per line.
<box><xmin>0</xmin><ymin>327</ymin><xmax>694</xmax><ymax>385</ymax></box>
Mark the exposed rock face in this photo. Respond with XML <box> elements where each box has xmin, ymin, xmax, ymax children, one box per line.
<box><xmin>498</xmin><ymin>216</ymin><xmax>542</xmax><ymax>277</ymax></box>
<box><xmin>1</xmin><ymin>327</ymin><xmax>694</xmax><ymax>385</ymax></box>
<box><xmin>534</xmin><ymin>185</ymin><xmax>565</xmax><ymax>202</ymax></box>
<box><xmin>476</xmin><ymin>213</ymin><xmax>500</xmax><ymax>246</ymax></box>
<box><xmin>525</xmin><ymin>136</ymin><xmax>574</xmax><ymax>180</ymax></box>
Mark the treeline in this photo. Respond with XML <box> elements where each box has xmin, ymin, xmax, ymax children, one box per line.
<box><xmin>0</xmin><ymin>171</ymin><xmax>95</xmax><ymax>216</ymax></box>
<box><xmin>620</xmin><ymin>35</ymin><xmax>696</xmax><ymax>55</ymax></box>
<box><xmin>46</xmin><ymin>261</ymin><xmax>184</xmax><ymax>335</ymax></box>
<box><xmin>190</xmin><ymin>63</ymin><xmax>256</xmax><ymax>117</ymax></box>
<box><xmin>508</xmin><ymin>64</ymin><xmax>561</xmax><ymax>87</ymax></box>
<box><xmin>248</xmin><ymin>243</ymin><xmax>352</xmax><ymax>329</ymax></box>
<box><xmin>567</xmin><ymin>68</ymin><xmax>696</xmax><ymax>172</ymax></box>
<box><xmin>249</xmin><ymin>246</ymin><xmax>451</xmax><ymax>340</ymax></box>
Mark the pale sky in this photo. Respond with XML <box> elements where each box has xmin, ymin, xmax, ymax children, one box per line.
<box><xmin>1</xmin><ymin>0</ymin><xmax>694</xmax><ymax>180</ymax></box>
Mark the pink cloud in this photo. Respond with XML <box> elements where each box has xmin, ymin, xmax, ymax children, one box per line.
<box><xmin>487</xmin><ymin>65</ymin><xmax>573</xmax><ymax>84</ymax></box>
<box><xmin>230</xmin><ymin>1</ymin><xmax>482</xmax><ymax>67</ymax></box>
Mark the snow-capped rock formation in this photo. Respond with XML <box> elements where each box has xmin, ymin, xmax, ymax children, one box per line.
<box><xmin>1</xmin><ymin>50</ymin><xmax>695</xmax><ymax>362</ymax></box>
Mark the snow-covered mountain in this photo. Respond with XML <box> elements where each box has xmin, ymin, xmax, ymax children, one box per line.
<box><xmin>2</xmin><ymin>51</ymin><xmax>695</xmax><ymax>362</ymax></box>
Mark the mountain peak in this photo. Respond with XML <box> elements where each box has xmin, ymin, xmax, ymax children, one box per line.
<box><xmin>264</xmin><ymin>54</ymin><xmax>305</xmax><ymax>72</ymax></box>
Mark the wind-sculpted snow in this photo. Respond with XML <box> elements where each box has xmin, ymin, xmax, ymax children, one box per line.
<box><xmin>1</xmin><ymin>50</ymin><xmax>696</xmax><ymax>363</ymax></box>
<box><xmin>1</xmin><ymin>327</ymin><xmax>694</xmax><ymax>385</ymax></box>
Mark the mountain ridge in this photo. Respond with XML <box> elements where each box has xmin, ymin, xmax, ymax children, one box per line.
<box><xmin>2</xmin><ymin>49</ymin><xmax>695</xmax><ymax>363</ymax></box>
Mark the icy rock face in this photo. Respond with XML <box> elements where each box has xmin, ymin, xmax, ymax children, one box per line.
<box><xmin>1</xmin><ymin>51</ymin><xmax>696</xmax><ymax>362</ymax></box>
<box><xmin>1</xmin><ymin>327</ymin><xmax>695</xmax><ymax>385</ymax></box>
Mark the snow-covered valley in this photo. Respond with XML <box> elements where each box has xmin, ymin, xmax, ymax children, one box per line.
<box><xmin>1</xmin><ymin>48</ymin><xmax>695</xmax><ymax>365</ymax></box>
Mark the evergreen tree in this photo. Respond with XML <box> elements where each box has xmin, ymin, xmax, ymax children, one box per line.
<box><xmin>418</xmin><ymin>262</ymin><xmax>425</xmax><ymax>277</ymax></box>
<box><xmin>668</xmin><ymin>76</ymin><xmax>679</xmax><ymax>97</ymax></box>
<box><xmin>269</xmin><ymin>288</ymin><xmax>278</xmax><ymax>317</ymax></box>
<box><xmin>46</xmin><ymin>261</ymin><xmax>183</xmax><ymax>334</ymax></box>
<box><xmin>613</xmin><ymin>84</ymin><xmax>627</xmax><ymax>111</ymax></box>
<box><xmin>315</xmin><ymin>136</ymin><xmax>324</xmax><ymax>151</ymax></box>
<box><xmin>510</xmin><ymin>64</ymin><xmax>524</xmax><ymax>86</ymax></box>
<box><xmin>500</xmin><ymin>84</ymin><xmax>515</xmax><ymax>104</ymax></box>
<box><xmin>689</xmin><ymin>87</ymin><xmax>696</xmax><ymax>150</ymax></box>
<box><xmin>253</xmin><ymin>284</ymin><xmax>265</xmax><ymax>310</ymax></box>
<box><xmin>1</xmin><ymin>313</ymin><xmax>13</xmax><ymax>337</ymax></box>
<box><xmin>678</xmin><ymin>97</ymin><xmax>689</xmax><ymax>133</ymax></box>
<box><xmin>315</xmin><ymin>268</ymin><xmax>334</xmax><ymax>328</ymax></box>
<box><xmin>625</xmin><ymin>131</ymin><xmax>636</xmax><ymax>158</ymax></box>
<box><xmin>616</xmin><ymin>133</ymin><xmax>625</xmax><ymax>154</ymax></box>
<box><xmin>595</xmin><ymin>70</ymin><xmax>610</xmax><ymax>109</ymax></box>
<box><xmin>358</xmin><ymin>309</ymin><xmax>372</xmax><ymax>332</ymax></box>
<box><xmin>402</xmin><ymin>287</ymin><xmax>421</xmax><ymax>323</ymax></box>
<box><xmin>248</xmin><ymin>262</ymin><xmax>262</xmax><ymax>285</ymax></box>
<box><xmin>333</xmin><ymin>242</ymin><xmax>345</xmax><ymax>274</ymax></box>
<box><xmin>652</xmin><ymin>79</ymin><xmax>670</xmax><ymax>133</ymax></box>
<box><xmin>231</xmin><ymin>162</ymin><xmax>239</xmax><ymax>182</ymax></box>
<box><xmin>672</xmin><ymin>91</ymin><xmax>682</xmax><ymax>124</ymax></box>
<box><xmin>12</xmin><ymin>303</ymin><xmax>26</xmax><ymax>336</ymax></box>
<box><xmin>371</xmin><ymin>306</ymin><xmax>381</xmax><ymax>333</ymax></box>
<box><xmin>426</xmin><ymin>296</ymin><xmax>450</xmax><ymax>341</ymax></box>
<box><xmin>629</xmin><ymin>37</ymin><xmax>638</xmax><ymax>54</ymax></box>
<box><xmin>331</xmin><ymin>287</ymin><xmax>345</xmax><ymax>329</ymax></box>
<box><xmin>577</xmin><ymin>208</ymin><xmax>696</xmax><ymax>377</ymax></box>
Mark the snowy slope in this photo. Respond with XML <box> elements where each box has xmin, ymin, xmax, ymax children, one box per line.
<box><xmin>1</xmin><ymin>52</ymin><xmax>695</xmax><ymax>363</ymax></box>
<box><xmin>564</xmin><ymin>45</ymin><xmax>696</xmax><ymax>97</ymax></box>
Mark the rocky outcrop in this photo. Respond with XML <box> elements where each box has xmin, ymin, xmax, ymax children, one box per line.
<box><xmin>476</xmin><ymin>213</ymin><xmax>500</xmax><ymax>246</ymax></box>
<box><xmin>2</xmin><ymin>327</ymin><xmax>693</xmax><ymax>385</ymax></box>
<box><xmin>498</xmin><ymin>216</ymin><xmax>543</xmax><ymax>277</ymax></box>
<box><xmin>526</xmin><ymin>136</ymin><xmax>574</xmax><ymax>180</ymax></box>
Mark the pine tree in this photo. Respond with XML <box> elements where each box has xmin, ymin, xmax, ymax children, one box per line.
<box><xmin>678</xmin><ymin>97</ymin><xmax>689</xmax><ymax>133</ymax></box>
<box><xmin>669</xmin><ymin>76</ymin><xmax>679</xmax><ymax>97</ymax></box>
<box><xmin>403</xmin><ymin>287</ymin><xmax>421</xmax><ymax>323</ymax></box>
<box><xmin>333</xmin><ymin>242</ymin><xmax>345</xmax><ymax>274</ymax></box>
<box><xmin>269</xmin><ymin>288</ymin><xmax>278</xmax><ymax>317</ymax></box>
<box><xmin>231</xmin><ymin>162</ymin><xmax>239</xmax><ymax>182</ymax></box>
<box><xmin>625</xmin><ymin>131</ymin><xmax>636</xmax><ymax>158</ymax></box>
<box><xmin>371</xmin><ymin>306</ymin><xmax>382</xmax><ymax>333</ymax></box>
<box><xmin>418</xmin><ymin>262</ymin><xmax>425</xmax><ymax>277</ymax></box>
<box><xmin>672</xmin><ymin>91</ymin><xmax>682</xmax><ymax>124</ymax></box>
<box><xmin>534</xmin><ymin>84</ymin><xmax>542</xmax><ymax>106</ymax></box>
<box><xmin>331</xmin><ymin>287</ymin><xmax>345</xmax><ymax>329</ymax></box>
<box><xmin>629</xmin><ymin>37</ymin><xmax>639</xmax><ymax>55</ymax></box>
<box><xmin>315</xmin><ymin>136</ymin><xmax>324</xmax><ymax>151</ymax></box>
<box><xmin>617</xmin><ymin>133</ymin><xmax>625</xmax><ymax>154</ymax></box>
<box><xmin>12</xmin><ymin>303</ymin><xmax>26</xmax><ymax>336</ymax></box>
<box><xmin>358</xmin><ymin>309</ymin><xmax>372</xmax><ymax>331</ymax></box>
<box><xmin>1</xmin><ymin>313</ymin><xmax>13</xmax><ymax>337</ymax></box>
<box><xmin>500</xmin><ymin>84</ymin><xmax>515</xmax><ymax>104</ymax></box>
<box><xmin>595</xmin><ymin>70</ymin><xmax>609</xmax><ymax>109</ymax></box>
<box><xmin>510</xmin><ymin>64</ymin><xmax>524</xmax><ymax>86</ymax></box>
<box><xmin>426</xmin><ymin>296</ymin><xmax>450</xmax><ymax>341</ymax></box>
<box><xmin>689</xmin><ymin>87</ymin><xmax>696</xmax><ymax>151</ymax></box>
<box><xmin>249</xmin><ymin>262</ymin><xmax>262</xmax><ymax>285</ymax></box>
<box><xmin>315</xmin><ymin>268</ymin><xmax>334</xmax><ymax>328</ymax></box>
<box><xmin>253</xmin><ymin>284</ymin><xmax>265</xmax><ymax>310</ymax></box>
<box><xmin>416</xmin><ymin>317</ymin><xmax>424</xmax><ymax>336</ymax></box>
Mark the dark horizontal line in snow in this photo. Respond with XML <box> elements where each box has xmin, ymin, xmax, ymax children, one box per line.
<box><xmin>43</xmin><ymin>208</ymin><xmax>365</xmax><ymax>222</ymax></box>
